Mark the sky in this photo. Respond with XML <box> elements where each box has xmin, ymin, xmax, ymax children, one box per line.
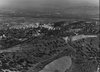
<box><xmin>0</xmin><ymin>0</ymin><xmax>99</xmax><ymax>8</ymax></box>
<box><xmin>0</xmin><ymin>0</ymin><xmax>99</xmax><ymax>17</ymax></box>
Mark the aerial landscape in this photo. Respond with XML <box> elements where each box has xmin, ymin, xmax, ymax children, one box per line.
<box><xmin>0</xmin><ymin>0</ymin><xmax>99</xmax><ymax>72</ymax></box>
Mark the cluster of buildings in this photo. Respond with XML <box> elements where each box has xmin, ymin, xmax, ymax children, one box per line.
<box><xmin>9</xmin><ymin>22</ymin><xmax>55</xmax><ymax>30</ymax></box>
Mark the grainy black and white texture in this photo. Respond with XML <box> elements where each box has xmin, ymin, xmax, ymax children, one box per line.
<box><xmin>0</xmin><ymin>0</ymin><xmax>99</xmax><ymax>72</ymax></box>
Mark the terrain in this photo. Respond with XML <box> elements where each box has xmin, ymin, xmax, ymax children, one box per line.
<box><xmin>0</xmin><ymin>15</ymin><xmax>99</xmax><ymax>72</ymax></box>
<box><xmin>0</xmin><ymin>1</ymin><xmax>99</xmax><ymax>71</ymax></box>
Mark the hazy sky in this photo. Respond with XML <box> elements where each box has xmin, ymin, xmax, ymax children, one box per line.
<box><xmin>0</xmin><ymin>0</ymin><xmax>99</xmax><ymax>8</ymax></box>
